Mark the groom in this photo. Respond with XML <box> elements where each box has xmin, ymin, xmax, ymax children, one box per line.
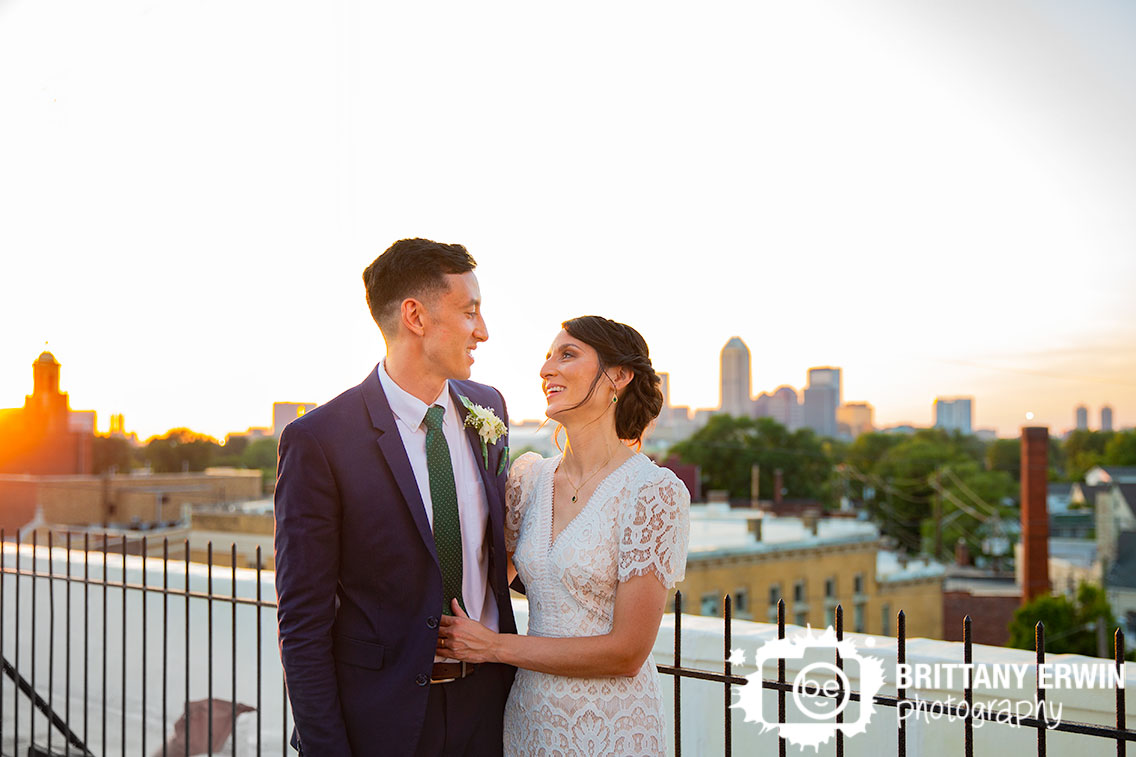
<box><xmin>274</xmin><ymin>238</ymin><xmax>516</xmax><ymax>755</ymax></box>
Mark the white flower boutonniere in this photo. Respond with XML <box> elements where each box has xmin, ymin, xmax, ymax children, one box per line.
<box><xmin>458</xmin><ymin>395</ymin><xmax>507</xmax><ymax>469</ymax></box>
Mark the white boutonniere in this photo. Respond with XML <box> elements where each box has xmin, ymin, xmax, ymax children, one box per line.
<box><xmin>458</xmin><ymin>395</ymin><xmax>507</xmax><ymax>469</ymax></box>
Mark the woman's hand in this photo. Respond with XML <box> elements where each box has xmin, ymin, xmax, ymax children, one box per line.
<box><xmin>436</xmin><ymin>599</ymin><xmax>503</xmax><ymax>664</ymax></box>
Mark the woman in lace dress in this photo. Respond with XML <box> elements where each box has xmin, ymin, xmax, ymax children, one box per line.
<box><xmin>438</xmin><ymin>315</ymin><xmax>690</xmax><ymax>757</ymax></box>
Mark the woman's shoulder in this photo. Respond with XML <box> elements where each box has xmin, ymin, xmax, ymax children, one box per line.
<box><xmin>508</xmin><ymin>451</ymin><xmax>556</xmax><ymax>487</ymax></box>
<box><xmin>513</xmin><ymin>449</ymin><xmax>546</xmax><ymax>467</ymax></box>
<box><xmin>629</xmin><ymin>453</ymin><xmax>688</xmax><ymax>494</ymax></box>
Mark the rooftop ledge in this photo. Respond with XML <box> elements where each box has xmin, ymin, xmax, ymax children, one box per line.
<box><xmin>1</xmin><ymin>544</ymin><xmax>1131</xmax><ymax>756</ymax></box>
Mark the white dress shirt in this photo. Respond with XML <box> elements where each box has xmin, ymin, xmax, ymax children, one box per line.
<box><xmin>377</xmin><ymin>362</ymin><xmax>499</xmax><ymax>654</ymax></box>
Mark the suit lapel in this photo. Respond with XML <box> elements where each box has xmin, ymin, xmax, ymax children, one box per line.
<box><xmin>361</xmin><ymin>367</ymin><xmax>439</xmax><ymax>568</ymax></box>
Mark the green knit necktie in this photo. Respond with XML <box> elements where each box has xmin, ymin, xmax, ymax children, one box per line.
<box><xmin>424</xmin><ymin>405</ymin><xmax>465</xmax><ymax>616</ymax></box>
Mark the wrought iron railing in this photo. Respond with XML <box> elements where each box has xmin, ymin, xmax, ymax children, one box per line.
<box><xmin>0</xmin><ymin>529</ymin><xmax>1133</xmax><ymax>756</ymax></box>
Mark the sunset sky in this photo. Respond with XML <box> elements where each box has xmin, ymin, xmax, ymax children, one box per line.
<box><xmin>2</xmin><ymin>0</ymin><xmax>1135</xmax><ymax>441</ymax></box>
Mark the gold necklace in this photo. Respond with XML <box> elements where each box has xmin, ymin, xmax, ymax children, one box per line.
<box><xmin>560</xmin><ymin>448</ymin><xmax>613</xmax><ymax>504</ymax></box>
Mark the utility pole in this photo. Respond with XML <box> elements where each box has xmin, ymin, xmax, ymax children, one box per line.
<box><xmin>932</xmin><ymin>471</ymin><xmax>943</xmax><ymax>560</ymax></box>
<box><xmin>750</xmin><ymin>464</ymin><xmax>760</xmax><ymax>508</ymax></box>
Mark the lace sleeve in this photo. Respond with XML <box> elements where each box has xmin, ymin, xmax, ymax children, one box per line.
<box><xmin>505</xmin><ymin>452</ymin><xmax>542</xmax><ymax>552</ymax></box>
<box><xmin>618</xmin><ymin>467</ymin><xmax>690</xmax><ymax>588</ymax></box>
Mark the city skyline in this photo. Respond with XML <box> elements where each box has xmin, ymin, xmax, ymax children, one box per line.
<box><xmin>0</xmin><ymin>343</ymin><xmax>1128</xmax><ymax>442</ymax></box>
<box><xmin>3</xmin><ymin>1</ymin><xmax>1135</xmax><ymax>440</ymax></box>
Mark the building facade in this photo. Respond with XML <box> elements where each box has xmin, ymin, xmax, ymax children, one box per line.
<box><xmin>0</xmin><ymin>352</ymin><xmax>95</xmax><ymax>476</ymax></box>
<box><xmin>837</xmin><ymin>401</ymin><xmax>875</xmax><ymax>439</ymax></box>
<box><xmin>933</xmin><ymin>397</ymin><xmax>974</xmax><ymax>435</ymax></box>
<box><xmin>671</xmin><ymin>508</ymin><xmax>944</xmax><ymax>639</ymax></box>
<box><xmin>719</xmin><ymin>337</ymin><xmax>752</xmax><ymax>419</ymax></box>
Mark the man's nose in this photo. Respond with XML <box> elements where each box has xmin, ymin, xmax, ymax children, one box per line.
<box><xmin>474</xmin><ymin>314</ymin><xmax>488</xmax><ymax>342</ymax></box>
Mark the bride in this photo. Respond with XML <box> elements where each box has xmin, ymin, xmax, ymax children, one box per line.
<box><xmin>438</xmin><ymin>315</ymin><xmax>690</xmax><ymax>756</ymax></box>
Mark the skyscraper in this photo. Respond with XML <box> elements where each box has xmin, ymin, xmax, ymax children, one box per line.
<box><xmin>934</xmin><ymin>397</ymin><xmax>974</xmax><ymax>435</ymax></box>
<box><xmin>807</xmin><ymin>367</ymin><xmax>842</xmax><ymax>406</ymax></box>
<box><xmin>719</xmin><ymin>337</ymin><xmax>752</xmax><ymax>418</ymax></box>
<box><xmin>273</xmin><ymin>402</ymin><xmax>318</xmax><ymax>438</ymax></box>
<box><xmin>837</xmin><ymin>402</ymin><xmax>875</xmax><ymax>438</ymax></box>
<box><xmin>1075</xmin><ymin>405</ymin><xmax>1088</xmax><ymax>431</ymax></box>
<box><xmin>802</xmin><ymin>368</ymin><xmax>840</xmax><ymax>437</ymax></box>
<box><xmin>1102</xmin><ymin>405</ymin><xmax>1114</xmax><ymax>432</ymax></box>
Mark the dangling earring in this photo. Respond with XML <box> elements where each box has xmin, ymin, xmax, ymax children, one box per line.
<box><xmin>612</xmin><ymin>395</ymin><xmax>618</xmax><ymax>404</ymax></box>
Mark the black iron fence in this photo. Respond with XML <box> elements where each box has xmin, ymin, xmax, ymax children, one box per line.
<box><xmin>0</xmin><ymin>530</ymin><xmax>1133</xmax><ymax>756</ymax></box>
<box><xmin>0</xmin><ymin>531</ymin><xmax>286</xmax><ymax>757</ymax></box>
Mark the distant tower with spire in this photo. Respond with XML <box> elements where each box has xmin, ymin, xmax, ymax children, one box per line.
<box><xmin>0</xmin><ymin>350</ymin><xmax>94</xmax><ymax>475</ymax></box>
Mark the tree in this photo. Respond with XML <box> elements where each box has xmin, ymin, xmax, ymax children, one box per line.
<box><xmin>241</xmin><ymin>438</ymin><xmax>279</xmax><ymax>470</ymax></box>
<box><xmin>1103</xmin><ymin>430</ymin><xmax>1136</xmax><ymax>467</ymax></box>
<box><xmin>142</xmin><ymin>428</ymin><xmax>222</xmax><ymax>473</ymax></box>
<box><xmin>868</xmin><ymin>434</ymin><xmax>968</xmax><ymax>553</ymax></box>
<box><xmin>1008</xmin><ymin>584</ymin><xmax>1124</xmax><ymax>659</ymax></box>
<box><xmin>1062</xmin><ymin>430</ymin><xmax>1113</xmax><ymax>482</ymax></box>
<box><xmin>985</xmin><ymin>438</ymin><xmax>1020</xmax><ymax>482</ymax></box>
<box><xmin>91</xmin><ymin>435</ymin><xmax>139</xmax><ymax>474</ymax></box>
<box><xmin>670</xmin><ymin>415</ymin><xmax>833</xmax><ymax>503</ymax></box>
<box><xmin>918</xmin><ymin>460</ymin><xmax>1017</xmax><ymax>560</ymax></box>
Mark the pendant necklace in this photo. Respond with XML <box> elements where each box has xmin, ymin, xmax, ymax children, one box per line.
<box><xmin>560</xmin><ymin>448</ymin><xmax>613</xmax><ymax>504</ymax></box>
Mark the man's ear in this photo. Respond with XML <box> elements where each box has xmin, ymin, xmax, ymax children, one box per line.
<box><xmin>400</xmin><ymin>298</ymin><xmax>427</xmax><ymax>337</ymax></box>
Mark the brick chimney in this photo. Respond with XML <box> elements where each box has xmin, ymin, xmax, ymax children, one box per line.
<box><xmin>747</xmin><ymin>514</ymin><xmax>763</xmax><ymax>541</ymax></box>
<box><xmin>954</xmin><ymin>537</ymin><xmax>969</xmax><ymax>567</ymax></box>
<box><xmin>773</xmin><ymin>468</ymin><xmax>783</xmax><ymax>509</ymax></box>
<box><xmin>1020</xmin><ymin>426</ymin><xmax>1050</xmax><ymax>603</ymax></box>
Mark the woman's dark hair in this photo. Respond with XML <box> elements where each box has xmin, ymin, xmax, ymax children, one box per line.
<box><xmin>561</xmin><ymin>315</ymin><xmax>664</xmax><ymax>444</ymax></box>
<box><xmin>363</xmin><ymin>238</ymin><xmax>476</xmax><ymax>335</ymax></box>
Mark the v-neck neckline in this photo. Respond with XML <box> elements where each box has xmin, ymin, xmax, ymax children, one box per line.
<box><xmin>547</xmin><ymin>452</ymin><xmax>640</xmax><ymax>552</ymax></box>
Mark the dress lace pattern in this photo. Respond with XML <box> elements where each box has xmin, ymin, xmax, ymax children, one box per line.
<box><xmin>503</xmin><ymin>451</ymin><xmax>691</xmax><ymax>757</ymax></box>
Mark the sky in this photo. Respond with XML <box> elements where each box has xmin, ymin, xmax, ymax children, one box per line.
<box><xmin>2</xmin><ymin>0</ymin><xmax>1135</xmax><ymax>441</ymax></box>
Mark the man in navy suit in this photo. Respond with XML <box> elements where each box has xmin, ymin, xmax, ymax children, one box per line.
<box><xmin>274</xmin><ymin>238</ymin><xmax>516</xmax><ymax>755</ymax></box>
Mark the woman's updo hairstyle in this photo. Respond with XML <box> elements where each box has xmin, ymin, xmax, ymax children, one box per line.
<box><xmin>561</xmin><ymin>315</ymin><xmax>664</xmax><ymax>445</ymax></box>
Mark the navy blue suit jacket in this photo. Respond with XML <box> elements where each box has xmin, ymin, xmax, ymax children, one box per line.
<box><xmin>274</xmin><ymin>367</ymin><xmax>516</xmax><ymax>755</ymax></box>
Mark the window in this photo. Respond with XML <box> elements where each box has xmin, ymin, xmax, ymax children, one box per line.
<box><xmin>734</xmin><ymin>587</ymin><xmax>750</xmax><ymax>617</ymax></box>
<box><xmin>825</xmin><ymin>577</ymin><xmax>836</xmax><ymax>599</ymax></box>
<box><xmin>825</xmin><ymin>606</ymin><xmax>835</xmax><ymax>627</ymax></box>
<box><xmin>795</xmin><ymin>611</ymin><xmax>808</xmax><ymax>627</ymax></box>
<box><xmin>794</xmin><ymin>580</ymin><xmax>806</xmax><ymax>604</ymax></box>
<box><xmin>701</xmin><ymin>593</ymin><xmax>721</xmax><ymax>617</ymax></box>
<box><xmin>881</xmin><ymin>603</ymin><xmax>891</xmax><ymax>636</ymax></box>
<box><xmin>853</xmin><ymin>573</ymin><xmax>864</xmax><ymax>595</ymax></box>
<box><xmin>854</xmin><ymin>603</ymin><xmax>866</xmax><ymax>634</ymax></box>
<box><xmin>769</xmin><ymin>584</ymin><xmax>782</xmax><ymax>607</ymax></box>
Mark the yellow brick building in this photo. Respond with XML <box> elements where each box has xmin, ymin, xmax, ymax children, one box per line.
<box><xmin>672</xmin><ymin>507</ymin><xmax>944</xmax><ymax>640</ymax></box>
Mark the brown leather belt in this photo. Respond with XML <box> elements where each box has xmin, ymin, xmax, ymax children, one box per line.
<box><xmin>431</xmin><ymin>661</ymin><xmax>478</xmax><ymax>683</ymax></box>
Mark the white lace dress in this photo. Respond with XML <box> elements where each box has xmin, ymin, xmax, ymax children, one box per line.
<box><xmin>503</xmin><ymin>452</ymin><xmax>691</xmax><ymax>757</ymax></box>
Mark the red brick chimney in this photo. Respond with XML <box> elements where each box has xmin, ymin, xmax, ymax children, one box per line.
<box><xmin>773</xmin><ymin>468</ymin><xmax>783</xmax><ymax>509</ymax></box>
<box><xmin>954</xmin><ymin>537</ymin><xmax>969</xmax><ymax>567</ymax></box>
<box><xmin>1020</xmin><ymin>426</ymin><xmax>1050</xmax><ymax>603</ymax></box>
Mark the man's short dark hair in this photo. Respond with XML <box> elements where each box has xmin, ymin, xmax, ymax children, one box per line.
<box><xmin>363</xmin><ymin>238</ymin><xmax>477</xmax><ymax>335</ymax></box>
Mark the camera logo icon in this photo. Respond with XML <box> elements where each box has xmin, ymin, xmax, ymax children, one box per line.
<box><xmin>733</xmin><ymin>626</ymin><xmax>886</xmax><ymax>750</ymax></box>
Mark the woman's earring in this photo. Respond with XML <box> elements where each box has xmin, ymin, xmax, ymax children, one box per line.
<box><xmin>612</xmin><ymin>395</ymin><xmax>618</xmax><ymax>404</ymax></box>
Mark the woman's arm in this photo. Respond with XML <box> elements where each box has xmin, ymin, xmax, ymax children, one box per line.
<box><xmin>438</xmin><ymin>572</ymin><xmax>668</xmax><ymax>678</ymax></box>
